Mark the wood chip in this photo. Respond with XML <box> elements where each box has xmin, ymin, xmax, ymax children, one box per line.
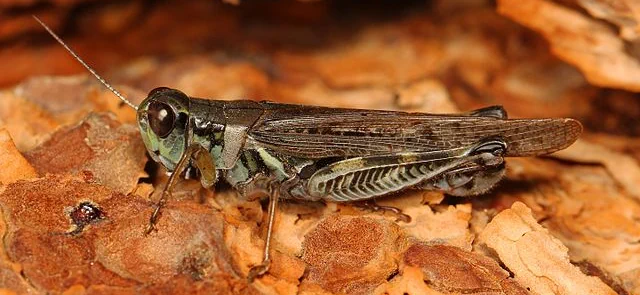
<box><xmin>498</xmin><ymin>0</ymin><xmax>640</xmax><ymax>92</ymax></box>
<box><xmin>25</xmin><ymin>113</ymin><xmax>147</xmax><ymax>195</ymax></box>
<box><xmin>0</xmin><ymin>129</ymin><xmax>37</xmax><ymax>185</ymax></box>
<box><xmin>477</xmin><ymin>201</ymin><xmax>617</xmax><ymax>295</ymax></box>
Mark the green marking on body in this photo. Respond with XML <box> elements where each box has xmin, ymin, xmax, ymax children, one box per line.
<box><xmin>257</xmin><ymin>148</ymin><xmax>288</xmax><ymax>180</ymax></box>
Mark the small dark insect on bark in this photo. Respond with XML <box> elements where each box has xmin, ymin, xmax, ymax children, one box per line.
<box><xmin>67</xmin><ymin>201</ymin><xmax>105</xmax><ymax>235</ymax></box>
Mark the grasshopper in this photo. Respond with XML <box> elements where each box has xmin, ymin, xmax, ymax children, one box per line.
<box><xmin>35</xmin><ymin>16</ymin><xmax>582</xmax><ymax>281</ymax></box>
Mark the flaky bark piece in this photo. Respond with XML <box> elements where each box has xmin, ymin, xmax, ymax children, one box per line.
<box><xmin>25</xmin><ymin>112</ymin><xmax>147</xmax><ymax>195</ymax></box>
<box><xmin>377</xmin><ymin>192</ymin><xmax>474</xmax><ymax>250</ymax></box>
<box><xmin>485</xmin><ymin>157</ymin><xmax>640</xmax><ymax>294</ymax></box>
<box><xmin>301</xmin><ymin>215</ymin><xmax>405</xmax><ymax>295</ymax></box>
<box><xmin>0</xmin><ymin>90</ymin><xmax>59</xmax><ymax>152</ymax></box>
<box><xmin>373</xmin><ymin>266</ymin><xmax>447</xmax><ymax>295</ymax></box>
<box><xmin>575</xmin><ymin>0</ymin><xmax>640</xmax><ymax>41</ymax></box>
<box><xmin>0</xmin><ymin>129</ymin><xmax>37</xmax><ymax>185</ymax></box>
<box><xmin>218</xmin><ymin>190</ymin><xmax>307</xmax><ymax>295</ymax></box>
<box><xmin>396</xmin><ymin>243</ymin><xmax>528</xmax><ymax>295</ymax></box>
<box><xmin>0</xmin><ymin>175</ymin><xmax>256</xmax><ymax>294</ymax></box>
<box><xmin>554</xmin><ymin>139</ymin><xmax>640</xmax><ymax>201</ymax></box>
<box><xmin>0</xmin><ymin>131</ymin><xmax>38</xmax><ymax>294</ymax></box>
<box><xmin>0</xmin><ymin>128</ymin><xmax>38</xmax><ymax>294</ymax></box>
<box><xmin>497</xmin><ymin>0</ymin><xmax>640</xmax><ymax>92</ymax></box>
<box><xmin>477</xmin><ymin>202</ymin><xmax>616</xmax><ymax>295</ymax></box>
<box><xmin>1</xmin><ymin>76</ymin><xmax>141</xmax><ymax>153</ymax></box>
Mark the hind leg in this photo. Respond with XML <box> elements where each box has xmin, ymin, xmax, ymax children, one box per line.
<box><xmin>420</xmin><ymin>139</ymin><xmax>507</xmax><ymax>197</ymax></box>
<box><xmin>420</xmin><ymin>162</ymin><xmax>506</xmax><ymax>196</ymax></box>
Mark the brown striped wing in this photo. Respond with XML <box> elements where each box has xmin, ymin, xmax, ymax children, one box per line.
<box><xmin>248</xmin><ymin>105</ymin><xmax>582</xmax><ymax>158</ymax></box>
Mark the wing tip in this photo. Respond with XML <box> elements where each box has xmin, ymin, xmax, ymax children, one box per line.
<box><xmin>564</xmin><ymin>118</ymin><xmax>583</xmax><ymax>142</ymax></box>
<box><xmin>540</xmin><ymin>117</ymin><xmax>583</xmax><ymax>155</ymax></box>
<box><xmin>505</xmin><ymin>117</ymin><xmax>583</xmax><ymax>157</ymax></box>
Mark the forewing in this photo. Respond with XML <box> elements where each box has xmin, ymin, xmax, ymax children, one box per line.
<box><xmin>248</xmin><ymin>104</ymin><xmax>581</xmax><ymax>158</ymax></box>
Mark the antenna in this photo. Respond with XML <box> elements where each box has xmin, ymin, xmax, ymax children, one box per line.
<box><xmin>33</xmin><ymin>16</ymin><xmax>138</xmax><ymax>110</ymax></box>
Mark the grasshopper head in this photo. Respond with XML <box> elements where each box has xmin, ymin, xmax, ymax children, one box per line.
<box><xmin>137</xmin><ymin>87</ymin><xmax>191</xmax><ymax>171</ymax></box>
<box><xmin>33</xmin><ymin>17</ymin><xmax>196</xmax><ymax>173</ymax></box>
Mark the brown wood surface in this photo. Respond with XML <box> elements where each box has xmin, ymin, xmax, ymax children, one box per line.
<box><xmin>0</xmin><ymin>1</ymin><xmax>639</xmax><ymax>294</ymax></box>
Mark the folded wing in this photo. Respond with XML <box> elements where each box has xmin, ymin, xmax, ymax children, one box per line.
<box><xmin>248</xmin><ymin>104</ymin><xmax>581</xmax><ymax>158</ymax></box>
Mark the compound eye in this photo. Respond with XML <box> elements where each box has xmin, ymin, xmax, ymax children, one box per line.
<box><xmin>147</xmin><ymin>101</ymin><xmax>176</xmax><ymax>138</ymax></box>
